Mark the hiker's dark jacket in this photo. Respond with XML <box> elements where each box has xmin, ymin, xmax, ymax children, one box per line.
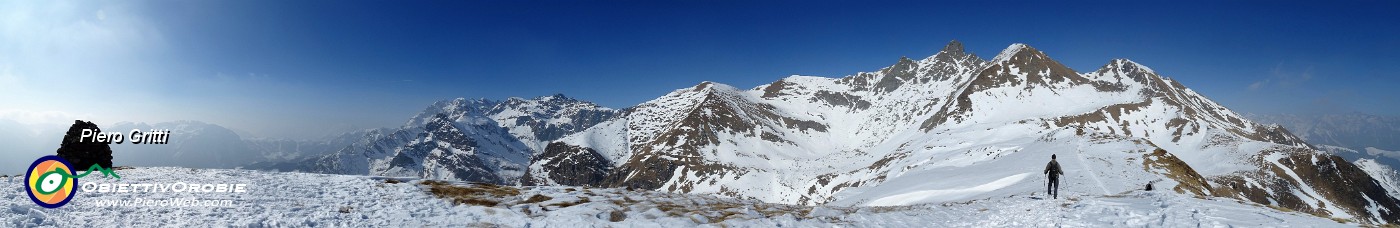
<box><xmin>1044</xmin><ymin>160</ymin><xmax>1063</xmax><ymax>179</ymax></box>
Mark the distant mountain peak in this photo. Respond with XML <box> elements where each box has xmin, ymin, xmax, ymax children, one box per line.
<box><xmin>1109</xmin><ymin>59</ymin><xmax>1156</xmax><ymax>74</ymax></box>
<box><xmin>940</xmin><ymin>40</ymin><xmax>965</xmax><ymax>54</ymax></box>
<box><xmin>433</xmin><ymin>97</ymin><xmax>491</xmax><ymax>108</ymax></box>
<box><xmin>991</xmin><ymin>43</ymin><xmax>1033</xmax><ymax>63</ymax></box>
<box><xmin>539</xmin><ymin>93</ymin><xmax>572</xmax><ymax>101</ymax></box>
<box><xmin>501</xmin><ymin>94</ymin><xmax>585</xmax><ymax>105</ymax></box>
<box><xmin>887</xmin><ymin>56</ymin><xmax>918</xmax><ymax>71</ymax></box>
<box><xmin>688</xmin><ymin>81</ymin><xmax>739</xmax><ymax>93</ymax></box>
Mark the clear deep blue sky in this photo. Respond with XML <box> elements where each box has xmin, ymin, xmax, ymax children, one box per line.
<box><xmin>1</xmin><ymin>1</ymin><xmax>1396</xmax><ymax>139</ymax></box>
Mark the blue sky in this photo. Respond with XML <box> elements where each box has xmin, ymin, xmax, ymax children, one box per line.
<box><xmin>1</xmin><ymin>1</ymin><xmax>1396</xmax><ymax>139</ymax></box>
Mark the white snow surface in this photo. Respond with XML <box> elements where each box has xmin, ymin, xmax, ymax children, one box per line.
<box><xmin>1</xmin><ymin>167</ymin><xmax>1349</xmax><ymax>227</ymax></box>
<box><xmin>1357</xmin><ymin>158</ymin><xmax>1400</xmax><ymax>203</ymax></box>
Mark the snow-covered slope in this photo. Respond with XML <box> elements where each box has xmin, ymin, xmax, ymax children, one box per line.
<box><xmin>1357</xmin><ymin>159</ymin><xmax>1400</xmax><ymax>202</ymax></box>
<box><xmin>525</xmin><ymin>41</ymin><xmax>1400</xmax><ymax>224</ymax></box>
<box><xmin>310</xmin><ymin>95</ymin><xmax>618</xmax><ymax>184</ymax></box>
<box><xmin>0</xmin><ymin>167</ymin><xmax>1351</xmax><ymax>227</ymax></box>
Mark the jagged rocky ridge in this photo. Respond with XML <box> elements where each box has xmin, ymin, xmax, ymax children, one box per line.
<box><xmin>521</xmin><ymin>41</ymin><xmax>1400</xmax><ymax>224</ymax></box>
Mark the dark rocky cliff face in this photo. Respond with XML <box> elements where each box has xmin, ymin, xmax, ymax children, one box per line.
<box><xmin>520</xmin><ymin>142</ymin><xmax>612</xmax><ymax>187</ymax></box>
<box><xmin>1277</xmin><ymin>151</ymin><xmax>1400</xmax><ymax>222</ymax></box>
<box><xmin>56</xmin><ymin>120</ymin><xmax>114</xmax><ymax>169</ymax></box>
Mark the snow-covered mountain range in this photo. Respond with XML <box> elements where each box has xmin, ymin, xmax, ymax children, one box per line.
<box><xmin>515</xmin><ymin>41</ymin><xmax>1399</xmax><ymax>224</ymax></box>
<box><xmin>1247</xmin><ymin>113</ymin><xmax>1400</xmax><ymax>221</ymax></box>
<box><xmin>1247</xmin><ymin>113</ymin><xmax>1400</xmax><ymax>153</ymax></box>
<box><xmin>1248</xmin><ymin>113</ymin><xmax>1400</xmax><ymax>163</ymax></box>
<box><xmin>304</xmin><ymin>94</ymin><xmax>619</xmax><ymax>184</ymax></box>
<box><xmin>70</xmin><ymin>41</ymin><xmax>1397</xmax><ymax>224</ymax></box>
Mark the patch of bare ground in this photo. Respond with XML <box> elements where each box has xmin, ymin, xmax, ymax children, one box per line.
<box><xmin>522</xmin><ymin>194</ymin><xmax>552</xmax><ymax>204</ymax></box>
<box><xmin>419</xmin><ymin>183</ymin><xmax>857</xmax><ymax>225</ymax></box>
<box><xmin>420</xmin><ymin>180</ymin><xmax>521</xmax><ymax>207</ymax></box>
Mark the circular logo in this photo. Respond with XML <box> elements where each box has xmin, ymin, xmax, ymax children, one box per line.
<box><xmin>25</xmin><ymin>155</ymin><xmax>77</xmax><ymax>208</ymax></box>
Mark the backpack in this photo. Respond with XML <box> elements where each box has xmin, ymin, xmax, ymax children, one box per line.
<box><xmin>1046</xmin><ymin>161</ymin><xmax>1062</xmax><ymax>177</ymax></box>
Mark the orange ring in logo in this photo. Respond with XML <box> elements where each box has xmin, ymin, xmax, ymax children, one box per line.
<box><xmin>25</xmin><ymin>156</ymin><xmax>77</xmax><ymax>208</ymax></box>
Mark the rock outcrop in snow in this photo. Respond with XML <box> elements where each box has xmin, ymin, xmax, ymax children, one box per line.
<box><xmin>56</xmin><ymin>120</ymin><xmax>114</xmax><ymax>169</ymax></box>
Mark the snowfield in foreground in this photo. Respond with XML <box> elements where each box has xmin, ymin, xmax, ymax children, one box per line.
<box><xmin>2</xmin><ymin>167</ymin><xmax>1348</xmax><ymax>227</ymax></box>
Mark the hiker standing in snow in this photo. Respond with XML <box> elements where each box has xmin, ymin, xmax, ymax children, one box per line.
<box><xmin>1044</xmin><ymin>154</ymin><xmax>1064</xmax><ymax>199</ymax></box>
